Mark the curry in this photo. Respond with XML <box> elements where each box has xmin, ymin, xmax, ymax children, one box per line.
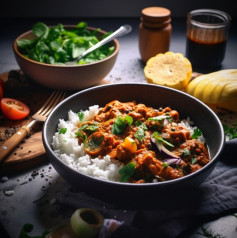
<box><xmin>76</xmin><ymin>100</ymin><xmax>209</xmax><ymax>183</ymax></box>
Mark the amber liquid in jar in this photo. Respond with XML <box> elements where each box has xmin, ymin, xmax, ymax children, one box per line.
<box><xmin>186</xmin><ymin>37</ymin><xmax>227</xmax><ymax>68</ymax></box>
<box><xmin>186</xmin><ymin>9</ymin><xmax>231</xmax><ymax>70</ymax></box>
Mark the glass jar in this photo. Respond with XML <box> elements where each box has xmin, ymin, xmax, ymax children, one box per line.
<box><xmin>186</xmin><ymin>9</ymin><xmax>231</xmax><ymax>70</ymax></box>
<box><xmin>139</xmin><ymin>7</ymin><xmax>172</xmax><ymax>63</ymax></box>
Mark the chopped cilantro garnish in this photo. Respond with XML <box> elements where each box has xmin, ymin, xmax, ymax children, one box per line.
<box><xmin>86</xmin><ymin>134</ymin><xmax>104</xmax><ymax>151</ymax></box>
<box><xmin>75</xmin><ymin>131</ymin><xmax>87</xmax><ymax>143</ymax></box>
<box><xmin>147</xmin><ymin>114</ymin><xmax>172</xmax><ymax>122</ymax></box>
<box><xmin>191</xmin><ymin>157</ymin><xmax>197</xmax><ymax>164</ymax></box>
<box><xmin>223</xmin><ymin>122</ymin><xmax>237</xmax><ymax>140</ymax></box>
<box><xmin>112</xmin><ymin>115</ymin><xmax>133</xmax><ymax>135</ymax></box>
<box><xmin>135</xmin><ymin>120</ymin><xmax>148</xmax><ymax>130</ymax></box>
<box><xmin>153</xmin><ymin>131</ymin><xmax>174</xmax><ymax>148</ymax></box>
<box><xmin>86</xmin><ymin>123</ymin><xmax>99</xmax><ymax>132</ymax></box>
<box><xmin>134</xmin><ymin>127</ymin><xmax>145</xmax><ymax>142</ymax></box>
<box><xmin>162</xmin><ymin>162</ymin><xmax>169</xmax><ymax>168</ymax></box>
<box><xmin>191</xmin><ymin>128</ymin><xmax>202</xmax><ymax>139</ymax></box>
<box><xmin>78</xmin><ymin>111</ymin><xmax>84</xmax><ymax>122</ymax></box>
<box><xmin>119</xmin><ymin>162</ymin><xmax>136</xmax><ymax>182</ymax></box>
<box><xmin>134</xmin><ymin>121</ymin><xmax>147</xmax><ymax>142</ymax></box>
<box><xmin>59</xmin><ymin>128</ymin><xmax>67</xmax><ymax>134</ymax></box>
<box><xmin>79</xmin><ymin>123</ymin><xmax>88</xmax><ymax>131</ymax></box>
<box><xmin>125</xmin><ymin>115</ymin><xmax>133</xmax><ymax>126</ymax></box>
<box><xmin>78</xmin><ymin>123</ymin><xmax>99</xmax><ymax>132</ymax></box>
<box><xmin>182</xmin><ymin>149</ymin><xmax>191</xmax><ymax>157</ymax></box>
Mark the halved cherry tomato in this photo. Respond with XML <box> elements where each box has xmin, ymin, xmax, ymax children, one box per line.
<box><xmin>0</xmin><ymin>79</ymin><xmax>4</xmax><ymax>99</ymax></box>
<box><xmin>1</xmin><ymin>98</ymin><xmax>30</xmax><ymax>120</ymax></box>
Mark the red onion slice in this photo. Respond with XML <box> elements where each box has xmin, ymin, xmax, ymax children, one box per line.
<box><xmin>163</xmin><ymin>158</ymin><xmax>182</xmax><ymax>165</ymax></box>
<box><xmin>151</xmin><ymin>136</ymin><xmax>180</xmax><ymax>164</ymax></box>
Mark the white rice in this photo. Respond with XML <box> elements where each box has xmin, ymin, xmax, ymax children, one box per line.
<box><xmin>52</xmin><ymin>106</ymin><xmax>205</xmax><ymax>182</ymax></box>
<box><xmin>52</xmin><ymin>105</ymin><xmax>124</xmax><ymax>182</ymax></box>
<box><xmin>178</xmin><ymin>117</ymin><xmax>206</xmax><ymax>143</ymax></box>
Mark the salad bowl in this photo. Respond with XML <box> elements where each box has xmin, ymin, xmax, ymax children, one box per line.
<box><xmin>13</xmin><ymin>24</ymin><xmax>119</xmax><ymax>90</ymax></box>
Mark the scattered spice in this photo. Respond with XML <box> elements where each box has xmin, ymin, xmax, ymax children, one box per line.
<box><xmin>19</xmin><ymin>180</ymin><xmax>28</xmax><ymax>185</ymax></box>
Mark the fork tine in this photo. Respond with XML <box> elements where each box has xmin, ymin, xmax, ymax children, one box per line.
<box><xmin>43</xmin><ymin>91</ymin><xmax>66</xmax><ymax>117</ymax></box>
<box><xmin>39</xmin><ymin>90</ymin><xmax>66</xmax><ymax>117</ymax></box>
<box><xmin>35</xmin><ymin>90</ymin><xmax>58</xmax><ymax>115</ymax></box>
<box><xmin>35</xmin><ymin>90</ymin><xmax>66</xmax><ymax>117</ymax></box>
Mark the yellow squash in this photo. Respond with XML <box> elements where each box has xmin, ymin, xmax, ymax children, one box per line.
<box><xmin>186</xmin><ymin>69</ymin><xmax>237</xmax><ymax>112</ymax></box>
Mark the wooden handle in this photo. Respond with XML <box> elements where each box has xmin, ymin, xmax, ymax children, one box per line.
<box><xmin>0</xmin><ymin>126</ymin><xmax>31</xmax><ymax>163</ymax></box>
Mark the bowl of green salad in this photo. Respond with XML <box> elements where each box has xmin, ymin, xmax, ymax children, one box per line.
<box><xmin>13</xmin><ymin>22</ymin><xmax>120</xmax><ymax>90</ymax></box>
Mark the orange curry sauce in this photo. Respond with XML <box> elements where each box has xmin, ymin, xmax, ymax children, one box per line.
<box><xmin>76</xmin><ymin>100</ymin><xmax>210</xmax><ymax>183</ymax></box>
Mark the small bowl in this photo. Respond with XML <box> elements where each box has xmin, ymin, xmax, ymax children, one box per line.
<box><xmin>43</xmin><ymin>84</ymin><xmax>225</xmax><ymax>202</ymax></box>
<box><xmin>13</xmin><ymin>26</ymin><xmax>119</xmax><ymax>90</ymax></box>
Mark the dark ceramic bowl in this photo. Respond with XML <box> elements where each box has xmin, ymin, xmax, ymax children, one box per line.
<box><xmin>43</xmin><ymin>83</ymin><xmax>225</xmax><ymax>201</ymax></box>
<box><xmin>13</xmin><ymin>26</ymin><xmax>119</xmax><ymax>90</ymax></box>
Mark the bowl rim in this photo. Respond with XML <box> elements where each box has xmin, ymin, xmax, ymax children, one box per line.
<box><xmin>13</xmin><ymin>25</ymin><xmax>120</xmax><ymax>68</ymax></box>
<box><xmin>43</xmin><ymin>83</ymin><xmax>225</xmax><ymax>188</ymax></box>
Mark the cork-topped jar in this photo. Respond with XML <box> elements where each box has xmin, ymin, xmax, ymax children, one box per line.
<box><xmin>139</xmin><ymin>7</ymin><xmax>172</xmax><ymax>62</ymax></box>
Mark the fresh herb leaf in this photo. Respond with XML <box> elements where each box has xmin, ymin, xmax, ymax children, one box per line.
<box><xmin>153</xmin><ymin>131</ymin><xmax>174</xmax><ymax>148</ymax></box>
<box><xmin>78</xmin><ymin>123</ymin><xmax>99</xmax><ymax>132</ymax></box>
<box><xmin>86</xmin><ymin>133</ymin><xmax>104</xmax><ymax>151</ymax></box>
<box><xmin>223</xmin><ymin>122</ymin><xmax>237</xmax><ymax>140</ymax></box>
<box><xmin>125</xmin><ymin>115</ymin><xmax>133</xmax><ymax>126</ymax></box>
<box><xmin>119</xmin><ymin>162</ymin><xmax>136</xmax><ymax>182</ymax></box>
<box><xmin>162</xmin><ymin>162</ymin><xmax>169</xmax><ymax>168</ymax></box>
<box><xmin>86</xmin><ymin>123</ymin><xmax>99</xmax><ymax>132</ymax></box>
<box><xmin>147</xmin><ymin>115</ymin><xmax>172</xmax><ymax>122</ymax></box>
<box><xmin>134</xmin><ymin>127</ymin><xmax>145</xmax><ymax>142</ymax></box>
<box><xmin>77</xmin><ymin>21</ymin><xmax>88</xmax><ymax>29</ymax></box>
<box><xmin>135</xmin><ymin>120</ymin><xmax>147</xmax><ymax>130</ymax></box>
<box><xmin>79</xmin><ymin>123</ymin><xmax>89</xmax><ymax>131</ymax></box>
<box><xmin>191</xmin><ymin>128</ymin><xmax>202</xmax><ymax>139</ymax></box>
<box><xmin>78</xmin><ymin>111</ymin><xmax>84</xmax><ymax>121</ymax></box>
<box><xmin>191</xmin><ymin>157</ymin><xmax>197</xmax><ymax>164</ymax></box>
<box><xmin>112</xmin><ymin>116</ymin><xmax>126</xmax><ymax>134</ymax></box>
<box><xmin>59</xmin><ymin>128</ymin><xmax>67</xmax><ymax>134</ymax></box>
<box><xmin>33</xmin><ymin>22</ymin><xmax>48</xmax><ymax>38</ymax></box>
<box><xmin>112</xmin><ymin>115</ymin><xmax>133</xmax><ymax>135</ymax></box>
<box><xmin>75</xmin><ymin>131</ymin><xmax>87</xmax><ymax>143</ymax></box>
<box><xmin>182</xmin><ymin>149</ymin><xmax>191</xmax><ymax>157</ymax></box>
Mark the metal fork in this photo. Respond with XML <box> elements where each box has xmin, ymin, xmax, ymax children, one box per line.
<box><xmin>0</xmin><ymin>90</ymin><xmax>66</xmax><ymax>163</ymax></box>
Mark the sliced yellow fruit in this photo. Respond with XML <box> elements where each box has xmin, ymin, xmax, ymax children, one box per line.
<box><xmin>122</xmin><ymin>137</ymin><xmax>137</xmax><ymax>153</ymax></box>
<box><xmin>144</xmin><ymin>51</ymin><xmax>192</xmax><ymax>90</ymax></box>
<box><xmin>186</xmin><ymin>69</ymin><xmax>237</xmax><ymax>112</ymax></box>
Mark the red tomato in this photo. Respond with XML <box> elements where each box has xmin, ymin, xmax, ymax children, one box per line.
<box><xmin>1</xmin><ymin>98</ymin><xmax>30</xmax><ymax>120</ymax></box>
<box><xmin>0</xmin><ymin>79</ymin><xmax>4</xmax><ymax>99</ymax></box>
